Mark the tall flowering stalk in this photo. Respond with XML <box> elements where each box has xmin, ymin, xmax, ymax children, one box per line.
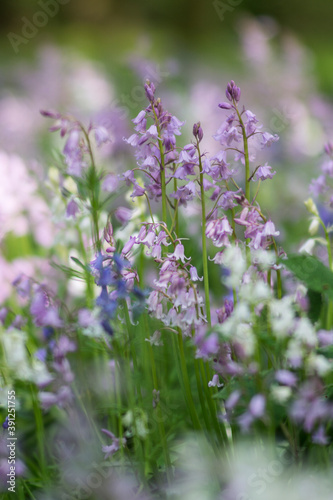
<box><xmin>214</xmin><ymin>80</ymin><xmax>282</xmax><ymax>296</ymax></box>
<box><xmin>194</xmin><ymin>122</ymin><xmax>211</xmax><ymax>325</ymax></box>
<box><xmin>40</xmin><ymin>109</ymin><xmax>111</xmax><ymax>253</ymax></box>
<box><xmin>124</xmin><ymin>80</ymin><xmax>184</xmax><ymax>235</ymax></box>
<box><xmin>304</xmin><ymin>144</ymin><xmax>333</xmax><ymax>327</ymax></box>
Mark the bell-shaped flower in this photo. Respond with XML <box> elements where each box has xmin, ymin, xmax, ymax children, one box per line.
<box><xmin>167</xmin><ymin>243</ymin><xmax>189</xmax><ymax>263</ymax></box>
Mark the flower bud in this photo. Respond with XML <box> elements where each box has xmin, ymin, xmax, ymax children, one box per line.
<box><xmin>226</xmin><ymin>80</ymin><xmax>241</xmax><ymax>102</ymax></box>
<box><xmin>304</xmin><ymin>198</ymin><xmax>319</xmax><ymax>216</ymax></box>
<box><xmin>114</xmin><ymin>206</ymin><xmax>132</xmax><ymax>224</ymax></box>
<box><xmin>192</xmin><ymin>122</ymin><xmax>203</xmax><ymax>142</ymax></box>
<box><xmin>144</xmin><ymin>80</ymin><xmax>156</xmax><ymax>103</ymax></box>
<box><xmin>218</xmin><ymin>102</ymin><xmax>233</xmax><ymax>109</ymax></box>
<box><xmin>309</xmin><ymin>217</ymin><xmax>320</xmax><ymax>235</ymax></box>
<box><xmin>66</xmin><ymin>199</ymin><xmax>79</xmax><ymax>218</ymax></box>
<box><xmin>324</xmin><ymin>141</ymin><xmax>333</xmax><ymax>156</ymax></box>
<box><xmin>122</xmin><ymin>236</ymin><xmax>136</xmax><ymax>255</ymax></box>
<box><xmin>40</xmin><ymin>109</ymin><xmax>61</xmax><ymax>119</ymax></box>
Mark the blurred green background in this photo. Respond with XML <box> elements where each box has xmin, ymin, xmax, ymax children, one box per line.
<box><xmin>1</xmin><ymin>0</ymin><xmax>333</xmax><ymax>258</ymax></box>
<box><xmin>1</xmin><ymin>0</ymin><xmax>333</xmax><ymax>93</ymax></box>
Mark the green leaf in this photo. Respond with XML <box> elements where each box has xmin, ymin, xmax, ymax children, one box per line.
<box><xmin>282</xmin><ymin>254</ymin><xmax>333</xmax><ymax>300</ymax></box>
<box><xmin>307</xmin><ymin>289</ymin><xmax>323</xmax><ymax>323</ymax></box>
<box><xmin>317</xmin><ymin>345</ymin><xmax>333</xmax><ymax>358</ymax></box>
<box><xmin>50</xmin><ymin>261</ymin><xmax>85</xmax><ymax>280</ymax></box>
<box><xmin>70</xmin><ymin>256</ymin><xmax>90</xmax><ymax>272</ymax></box>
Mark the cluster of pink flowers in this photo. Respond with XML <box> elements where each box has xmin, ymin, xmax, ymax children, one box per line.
<box><xmin>122</xmin><ymin>221</ymin><xmax>205</xmax><ymax>335</ymax></box>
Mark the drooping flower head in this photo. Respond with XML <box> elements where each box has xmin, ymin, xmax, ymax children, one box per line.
<box><xmin>124</xmin><ymin>81</ymin><xmax>185</xmax><ymax>202</ymax></box>
<box><xmin>40</xmin><ymin>110</ymin><xmax>111</xmax><ymax>178</ymax></box>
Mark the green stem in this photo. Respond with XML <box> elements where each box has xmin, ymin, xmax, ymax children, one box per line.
<box><xmin>325</xmin><ymin>230</ymin><xmax>333</xmax><ymax>270</ymax></box>
<box><xmin>280</xmin><ymin>420</ymin><xmax>299</xmax><ymax>463</ymax></box>
<box><xmin>122</xmin><ymin>340</ymin><xmax>146</xmax><ymax>478</ymax></box>
<box><xmin>177</xmin><ymin>330</ymin><xmax>202</xmax><ymax>430</ymax></box>
<box><xmin>144</xmin><ymin>192</ymin><xmax>155</xmax><ymax>224</ymax></box>
<box><xmin>235</xmin><ymin>106</ymin><xmax>250</xmax><ymax>202</ymax></box>
<box><xmin>322</xmin><ymin>221</ymin><xmax>333</xmax><ymax>328</ymax></box>
<box><xmin>229</xmin><ymin>203</ymin><xmax>238</xmax><ymax>306</ymax></box>
<box><xmin>115</xmin><ymin>360</ymin><xmax>125</xmax><ymax>461</ymax></box>
<box><xmin>193</xmin><ymin>359</ymin><xmax>216</xmax><ymax>445</ymax></box>
<box><xmin>143</xmin><ymin>314</ymin><xmax>171</xmax><ymax>475</ymax></box>
<box><xmin>77</xmin><ymin>224</ymin><xmax>94</xmax><ymax>307</ymax></box>
<box><xmin>276</xmin><ymin>269</ymin><xmax>282</xmax><ymax>300</ymax></box>
<box><xmin>147</xmin><ymin>340</ymin><xmax>172</xmax><ymax>475</ymax></box>
<box><xmin>169</xmin><ymin>199</ymin><xmax>179</xmax><ymax>235</ymax></box>
<box><xmin>30</xmin><ymin>384</ymin><xmax>48</xmax><ymax>481</ymax></box>
<box><xmin>171</xmin><ymin>175</ymin><xmax>179</xmax><ymax>236</ymax></box>
<box><xmin>91</xmin><ymin>202</ymin><xmax>101</xmax><ymax>253</ymax></box>
<box><xmin>123</xmin><ymin>300</ymin><xmax>142</xmax><ymax>405</ymax></box>
<box><xmin>0</xmin><ymin>341</ymin><xmax>10</xmax><ymax>386</ymax></box>
<box><xmin>81</xmin><ymin>124</ymin><xmax>102</xmax><ymax>253</ymax></box>
<box><xmin>197</xmin><ymin>140</ymin><xmax>211</xmax><ymax>325</ymax></box>
<box><xmin>235</xmin><ymin>105</ymin><xmax>251</xmax><ymax>267</ymax></box>
<box><xmin>160</xmin><ymin>157</ymin><xmax>167</xmax><ymax>226</ymax></box>
<box><xmin>270</xmin><ymin>233</ymin><xmax>282</xmax><ymax>299</ymax></box>
<box><xmin>152</xmin><ymin>106</ymin><xmax>168</xmax><ymax>227</ymax></box>
<box><xmin>71</xmin><ymin>382</ymin><xmax>103</xmax><ymax>443</ymax></box>
<box><xmin>198</xmin><ymin>359</ymin><xmax>228</xmax><ymax>447</ymax></box>
<box><xmin>122</xmin><ymin>304</ymin><xmax>149</xmax><ymax>482</ymax></box>
<box><xmin>206</xmin><ymin>190</ymin><xmax>225</xmax><ymax>220</ymax></box>
<box><xmin>22</xmin><ymin>481</ymin><xmax>37</xmax><ymax>500</ymax></box>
